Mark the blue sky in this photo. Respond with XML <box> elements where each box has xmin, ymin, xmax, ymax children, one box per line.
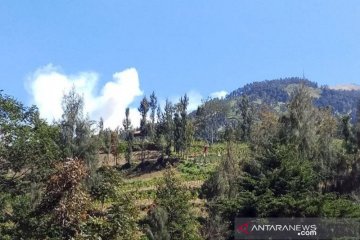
<box><xmin>1</xmin><ymin>1</ymin><xmax>360</xmax><ymax>127</ymax></box>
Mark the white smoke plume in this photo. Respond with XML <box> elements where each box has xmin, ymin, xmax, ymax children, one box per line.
<box><xmin>210</xmin><ymin>90</ymin><xmax>228</xmax><ymax>99</ymax></box>
<box><xmin>27</xmin><ymin>64</ymin><xmax>142</xmax><ymax>129</ymax></box>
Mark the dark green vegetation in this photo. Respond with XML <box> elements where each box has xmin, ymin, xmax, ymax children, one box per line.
<box><xmin>1</xmin><ymin>78</ymin><xmax>360</xmax><ymax>239</ymax></box>
<box><xmin>228</xmin><ymin>77</ymin><xmax>359</xmax><ymax>115</ymax></box>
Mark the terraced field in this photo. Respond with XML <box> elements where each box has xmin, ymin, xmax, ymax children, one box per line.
<box><xmin>99</xmin><ymin>142</ymin><xmax>227</xmax><ymax>220</ymax></box>
<box><xmin>121</xmin><ymin>155</ymin><xmax>222</xmax><ymax>219</ymax></box>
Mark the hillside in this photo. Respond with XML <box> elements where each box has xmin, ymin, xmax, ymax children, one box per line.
<box><xmin>192</xmin><ymin>77</ymin><xmax>360</xmax><ymax>143</ymax></box>
<box><xmin>226</xmin><ymin>77</ymin><xmax>360</xmax><ymax>115</ymax></box>
<box><xmin>2</xmin><ymin>81</ymin><xmax>360</xmax><ymax>239</ymax></box>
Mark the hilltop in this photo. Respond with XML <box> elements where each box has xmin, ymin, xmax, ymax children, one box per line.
<box><xmin>192</xmin><ymin>77</ymin><xmax>360</xmax><ymax>143</ymax></box>
<box><xmin>226</xmin><ymin>77</ymin><xmax>360</xmax><ymax>115</ymax></box>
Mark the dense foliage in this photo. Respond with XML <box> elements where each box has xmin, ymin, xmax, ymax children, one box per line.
<box><xmin>1</xmin><ymin>77</ymin><xmax>360</xmax><ymax>239</ymax></box>
<box><xmin>145</xmin><ymin>168</ymin><xmax>201</xmax><ymax>240</ymax></box>
<box><xmin>201</xmin><ymin>84</ymin><xmax>360</xmax><ymax>239</ymax></box>
<box><xmin>227</xmin><ymin>77</ymin><xmax>360</xmax><ymax>115</ymax></box>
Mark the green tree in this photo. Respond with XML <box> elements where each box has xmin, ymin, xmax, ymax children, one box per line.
<box><xmin>110</xmin><ymin>128</ymin><xmax>120</xmax><ymax>165</ymax></box>
<box><xmin>236</xmin><ymin>95</ymin><xmax>254</xmax><ymax>141</ymax></box>
<box><xmin>354</xmin><ymin>100</ymin><xmax>360</xmax><ymax>150</ymax></box>
<box><xmin>25</xmin><ymin>158</ymin><xmax>90</xmax><ymax>239</ymax></box>
<box><xmin>173</xmin><ymin>112</ymin><xmax>182</xmax><ymax>154</ymax></box>
<box><xmin>149</xmin><ymin>91</ymin><xmax>158</xmax><ymax>140</ymax></box>
<box><xmin>154</xmin><ymin>105</ymin><xmax>167</xmax><ymax>157</ymax></box>
<box><xmin>239</xmin><ymin>144</ymin><xmax>320</xmax><ymax>217</ymax></box>
<box><xmin>341</xmin><ymin>115</ymin><xmax>353</xmax><ymax>151</ymax></box>
<box><xmin>314</xmin><ymin>107</ymin><xmax>338</xmax><ymax>184</ymax></box>
<box><xmin>146</xmin><ymin>168</ymin><xmax>201</xmax><ymax>240</ymax></box>
<box><xmin>60</xmin><ymin>87</ymin><xmax>98</xmax><ymax>172</ymax></box>
<box><xmin>163</xmin><ymin>100</ymin><xmax>175</xmax><ymax>156</ymax></box>
<box><xmin>0</xmin><ymin>91</ymin><xmax>61</xmax><ymax>181</ymax></box>
<box><xmin>84</xmin><ymin>175</ymin><xmax>139</xmax><ymax>240</ymax></box>
<box><xmin>123</xmin><ymin>107</ymin><xmax>134</xmax><ymax>165</ymax></box>
<box><xmin>195</xmin><ymin>98</ymin><xmax>229</xmax><ymax>144</ymax></box>
<box><xmin>138</xmin><ymin>96</ymin><xmax>150</xmax><ymax>162</ymax></box>
<box><xmin>184</xmin><ymin>120</ymin><xmax>195</xmax><ymax>159</ymax></box>
<box><xmin>145</xmin><ymin>207</ymin><xmax>171</xmax><ymax>240</ymax></box>
<box><xmin>60</xmin><ymin>86</ymin><xmax>84</xmax><ymax>158</ymax></box>
<box><xmin>0</xmin><ymin>91</ymin><xmax>64</xmax><ymax>239</ymax></box>
<box><xmin>250</xmin><ymin>108</ymin><xmax>280</xmax><ymax>154</ymax></box>
<box><xmin>103</xmin><ymin>128</ymin><xmax>112</xmax><ymax>162</ymax></box>
<box><xmin>90</xmin><ymin>166</ymin><xmax>123</xmax><ymax>208</ymax></box>
<box><xmin>105</xmin><ymin>195</ymin><xmax>139</xmax><ymax>240</ymax></box>
<box><xmin>279</xmin><ymin>85</ymin><xmax>317</xmax><ymax>159</ymax></box>
<box><xmin>98</xmin><ymin>117</ymin><xmax>106</xmax><ymax>151</ymax></box>
<box><xmin>201</xmin><ymin>141</ymin><xmax>248</xmax><ymax>200</ymax></box>
<box><xmin>174</xmin><ymin>94</ymin><xmax>190</xmax><ymax>157</ymax></box>
<box><xmin>200</xmin><ymin>213</ymin><xmax>229</xmax><ymax>240</ymax></box>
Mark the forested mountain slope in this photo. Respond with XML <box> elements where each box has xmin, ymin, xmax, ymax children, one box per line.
<box><xmin>193</xmin><ymin>77</ymin><xmax>360</xmax><ymax>143</ymax></box>
<box><xmin>226</xmin><ymin>77</ymin><xmax>360</xmax><ymax>115</ymax></box>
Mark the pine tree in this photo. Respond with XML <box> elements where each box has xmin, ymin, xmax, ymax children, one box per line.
<box><xmin>138</xmin><ymin>96</ymin><xmax>150</xmax><ymax>162</ymax></box>
<box><xmin>98</xmin><ymin>117</ymin><xmax>105</xmax><ymax>151</ymax></box>
<box><xmin>154</xmin><ymin>105</ymin><xmax>167</xmax><ymax>157</ymax></box>
<box><xmin>173</xmin><ymin>112</ymin><xmax>182</xmax><ymax>154</ymax></box>
<box><xmin>163</xmin><ymin>100</ymin><xmax>175</xmax><ymax>156</ymax></box>
<box><xmin>341</xmin><ymin>115</ymin><xmax>356</xmax><ymax>153</ymax></box>
<box><xmin>237</xmin><ymin>95</ymin><xmax>254</xmax><ymax>141</ymax></box>
<box><xmin>250</xmin><ymin>108</ymin><xmax>279</xmax><ymax>154</ymax></box>
<box><xmin>145</xmin><ymin>207</ymin><xmax>171</xmax><ymax>240</ymax></box>
<box><xmin>123</xmin><ymin>107</ymin><xmax>134</xmax><ymax>165</ymax></box>
<box><xmin>315</xmin><ymin>107</ymin><xmax>337</xmax><ymax>183</ymax></box>
<box><xmin>201</xmin><ymin>139</ymin><xmax>246</xmax><ymax>200</ymax></box>
<box><xmin>279</xmin><ymin>84</ymin><xmax>317</xmax><ymax>159</ymax></box>
<box><xmin>146</xmin><ymin>168</ymin><xmax>201</xmax><ymax>240</ymax></box>
<box><xmin>174</xmin><ymin>94</ymin><xmax>190</xmax><ymax>157</ymax></box>
<box><xmin>149</xmin><ymin>91</ymin><xmax>158</xmax><ymax>140</ymax></box>
<box><xmin>110</xmin><ymin>128</ymin><xmax>119</xmax><ymax>165</ymax></box>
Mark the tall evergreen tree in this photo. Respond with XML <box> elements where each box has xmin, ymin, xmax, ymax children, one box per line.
<box><xmin>98</xmin><ymin>117</ymin><xmax>105</xmax><ymax>151</ymax></box>
<box><xmin>163</xmin><ymin>100</ymin><xmax>175</xmax><ymax>156</ymax></box>
<box><xmin>123</xmin><ymin>107</ymin><xmax>134</xmax><ymax>165</ymax></box>
<box><xmin>149</xmin><ymin>91</ymin><xmax>158</xmax><ymax>140</ymax></box>
<box><xmin>341</xmin><ymin>115</ymin><xmax>356</xmax><ymax>153</ymax></box>
<box><xmin>138</xmin><ymin>96</ymin><xmax>150</xmax><ymax>162</ymax></box>
<box><xmin>236</xmin><ymin>95</ymin><xmax>254</xmax><ymax>141</ymax></box>
<box><xmin>110</xmin><ymin>128</ymin><xmax>120</xmax><ymax>165</ymax></box>
<box><xmin>315</xmin><ymin>107</ymin><xmax>338</xmax><ymax>182</ymax></box>
<box><xmin>279</xmin><ymin>85</ymin><xmax>317</xmax><ymax>159</ymax></box>
<box><xmin>173</xmin><ymin>112</ymin><xmax>182</xmax><ymax>154</ymax></box>
<box><xmin>174</xmin><ymin>94</ymin><xmax>190</xmax><ymax>156</ymax></box>
<box><xmin>146</xmin><ymin>168</ymin><xmax>201</xmax><ymax>240</ymax></box>
<box><xmin>154</xmin><ymin>105</ymin><xmax>168</xmax><ymax>157</ymax></box>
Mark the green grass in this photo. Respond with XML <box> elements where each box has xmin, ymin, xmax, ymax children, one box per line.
<box><xmin>178</xmin><ymin>156</ymin><xmax>219</xmax><ymax>181</ymax></box>
<box><xmin>122</xmin><ymin>177</ymin><xmax>161</xmax><ymax>191</ymax></box>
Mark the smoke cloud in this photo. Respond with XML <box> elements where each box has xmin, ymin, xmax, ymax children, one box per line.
<box><xmin>27</xmin><ymin>64</ymin><xmax>142</xmax><ymax>129</ymax></box>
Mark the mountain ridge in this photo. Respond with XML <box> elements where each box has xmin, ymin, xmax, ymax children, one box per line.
<box><xmin>224</xmin><ymin>77</ymin><xmax>360</xmax><ymax>115</ymax></box>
